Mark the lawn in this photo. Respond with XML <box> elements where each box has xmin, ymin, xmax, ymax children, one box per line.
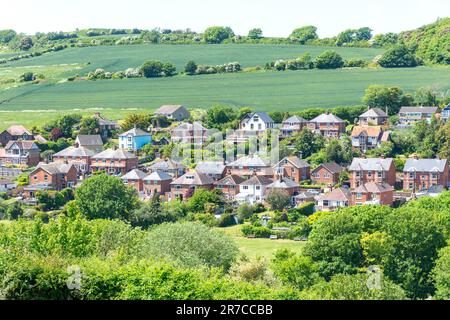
<box><xmin>216</xmin><ymin>225</ymin><xmax>305</xmax><ymax>259</ymax></box>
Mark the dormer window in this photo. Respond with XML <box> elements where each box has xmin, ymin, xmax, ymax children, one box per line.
<box><xmin>253</xmin><ymin>116</ymin><xmax>259</xmax><ymax>122</ymax></box>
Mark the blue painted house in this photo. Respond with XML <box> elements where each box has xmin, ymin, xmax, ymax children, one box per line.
<box><xmin>119</xmin><ymin>127</ymin><xmax>152</xmax><ymax>151</ymax></box>
<box><xmin>442</xmin><ymin>104</ymin><xmax>450</xmax><ymax>122</ymax></box>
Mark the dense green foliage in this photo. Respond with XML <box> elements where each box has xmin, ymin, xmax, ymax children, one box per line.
<box><xmin>378</xmin><ymin>45</ymin><xmax>421</xmax><ymax>68</ymax></box>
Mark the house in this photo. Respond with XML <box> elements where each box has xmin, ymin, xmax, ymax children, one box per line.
<box><xmin>75</xmin><ymin>135</ymin><xmax>103</xmax><ymax>153</ymax></box>
<box><xmin>170</xmin><ymin>170</ymin><xmax>214</xmax><ymax>201</ymax></box>
<box><xmin>53</xmin><ymin>146</ymin><xmax>96</xmax><ymax>177</ymax></box>
<box><xmin>398</xmin><ymin>106</ymin><xmax>438</xmax><ymax>125</ymax></box>
<box><xmin>171</xmin><ymin>122</ymin><xmax>212</xmax><ymax>144</ymax></box>
<box><xmin>119</xmin><ymin>127</ymin><xmax>152</xmax><ymax>151</ymax></box>
<box><xmin>152</xmin><ymin>137</ymin><xmax>170</xmax><ymax>146</ymax></box>
<box><xmin>311</xmin><ymin>162</ymin><xmax>343</xmax><ymax>186</ymax></box>
<box><xmin>351</xmin><ymin>126</ymin><xmax>386</xmax><ymax>153</ymax></box>
<box><xmin>149</xmin><ymin>158</ymin><xmax>185</xmax><ymax>178</ymax></box>
<box><xmin>235</xmin><ymin>175</ymin><xmax>273</xmax><ymax>205</ymax></box>
<box><xmin>0</xmin><ymin>125</ymin><xmax>34</xmax><ymax>146</ymax></box>
<box><xmin>273</xmin><ymin>156</ymin><xmax>310</xmax><ymax>183</ymax></box>
<box><xmin>90</xmin><ymin>148</ymin><xmax>138</xmax><ymax>176</ymax></box>
<box><xmin>154</xmin><ymin>105</ymin><xmax>190</xmax><ymax>121</ymax></box>
<box><xmin>307</xmin><ymin>113</ymin><xmax>346</xmax><ymax>138</ymax></box>
<box><xmin>25</xmin><ymin>162</ymin><xmax>78</xmax><ymax>198</ymax></box>
<box><xmin>93</xmin><ymin>113</ymin><xmax>119</xmax><ymax>138</ymax></box>
<box><xmin>266</xmin><ymin>177</ymin><xmax>300</xmax><ymax>206</ymax></box>
<box><xmin>195</xmin><ymin>161</ymin><xmax>226</xmax><ymax>181</ymax></box>
<box><xmin>214</xmin><ymin>175</ymin><xmax>246</xmax><ymax>200</ymax></box>
<box><xmin>143</xmin><ymin>171</ymin><xmax>173</xmax><ymax>198</ymax></box>
<box><xmin>239</xmin><ymin>112</ymin><xmax>275</xmax><ymax>134</ymax></box>
<box><xmin>403</xmin><ymin>158</ymin><xmax>449</xmax><ymax>191</ymax></box>
<box><xmin>0</xmin><ymin>141</ymin><xmax>40</xmax><ymax>167</ymax></box>
<box><xmin>358</xmin><ymin>108</ymin><xmax>388</xmax><ymax>126</ymax></box>
<box><xmin>441</xmin><ymin>104</ymin><xmax>450</xmax><ymax>122</ymax></box>
<box><xmin>227</xmin><ymin>155</ymin><xmax>273</xmax><ymax>178</ymax></box>
<box><xmin>0</xmin><ymin>179</ymin><xmax>17</xmax><ymax>192</ymax></box>
<box><xmin>293</xmin><ymin>192</ymin><xmax>316</xmax><ymax>206</ymax></box>
<box><xmin>280</xmin><ymin>115</ymin><xmax>308</xmax><ymax>137</ymax></box>
<box><xmin>120</xmin><ymin>169</ymin><xmax>148</xmax><ymax>193</ymax></box>
<box><xmin>350</xmin><ymin>182</ymin><xmax>394</xmax><ymax>206</ymax></box>
<box><xmin>317</xmin><ymin>187</ymin><xmax>351</xmax><ymax>212</ymax></box>
<box><xmin>348</xmin><ymin>158</ymin><xmax>396</xmax><ymax>188</ymax></box>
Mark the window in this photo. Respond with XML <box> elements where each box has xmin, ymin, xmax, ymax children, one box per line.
<box><xmin>243</xmin><ymin>186</ymin><xmax>248</xmax><ymax>190</ymax></box>
<box><xmin>356</xmin><ymin>171</ymin><xmax>360</xmax><ymax>177</ymax></box>
<box><xmin>432</xmin><ymin>173</ymin><xmax>438</xmax><ymax>179</ymax></box>
<box><xmin>368</xmin><ymin>171</ymin><xmax>372</xmax><ymax>177</ymax></box>
<box><xmin>409</xmin><ymin>183</ymin><xmax>414</xmax><ymax>189</ymax></box>
<box><xmin>323</xmin><ymin>200</ymin><xmax>329</xmax><ymax>207</ymax></box>
<box><xmin>356</xmin><ymin>193</ymin><xmax>362</xmax><ymax>199</ymax></box>
<box><xmin>256</xmin><ymin>186</ymin><xmax>260</xmax><ymax>190</ymax></box>
<box><xmin>44</xmin><ymin>175</ymin><xmax>48</xmax><ymax>181</ymax></box>
<box><xmin>409</xmin><ymin>172</ymin><xmax>414</xmax><ymax>179</ymax></box>
<box><xmin>378</xmin><ymin>171</ymin><xmax>382</xmax><ymax>178</ymax></box>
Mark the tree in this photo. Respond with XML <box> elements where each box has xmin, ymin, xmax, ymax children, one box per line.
<box><xmin>378</xmin><ymin>45</ymin><xmax>419</xmax><ymax>68</ymax></box>
<box><xmin>248</xmin><ymin>28</ymin><xmax>263</xmax><ymax>40</ymax></box>
<box><xmin>138</xmin><ymin>222</ymin><xmax>239</xmax><ymax>270</ymax></box>
<box><xmin>120</xmin><ymin>113</ymin><xmax>152</xmax><ymax>131</ymax></box>
<box><xmin>79</xmin><ymin>117</ymin><xmax>100</xmax><ymax>135</ymax></box>
<box><xmin>0</xmin><ymin>29</ymin><xmax>17</xmax><ymax>44</ymax></box>
<box><xmin>289</xmin><ymin>26</ymin><xmax>318</xmax><ymax>44</ymax></box>
<box><xmin>294</xmin><ymin>128</ymin><xmax>325</xmax><ymax>158</ymax></box>
<box><xmin>204</xmin><ymin>105</ymin><xmax>236</xmax><ymax>129</ymax></box>
<box><xmin>184</xmin><ymin>60</ymin><xmax>198</xmax><ymax>75</ymax></box>
<box><xmin>19</xmin><ymin>72</ymin><xmax>35</xmax><ymax>82</ymax></box>
<box><xmin>140</xmin><ymin>60</ymin><xmax>163</xmax><ymax>78</ymax></box>
<box><xmin>6</xmin><ymin>202</ymin><xmax>23</xmax><ymax>220</ymax></box>
<box><xmin>203</xmin><ymin>26</ymin><xmax>234</xmax><ymax>44</ymax></box>
<box><xmin>74</xmin><ymin>174</ymin><xmax>139</xmax><ymax>220</ymax></box>
<box><xmin>162</xmin><ymin>62</ymin><xmax>176</xmax><ymax>76</ymax></box>
<box><xmin>130</xmin><ymin>193</ymin><xmax>175</xmax><ymax>228</ymax></box>
<box><xmin>314</xmin><ymin>50</ymin><xmax>344</xmax><ymax>69</ymax></box>
<box><xmin>18</xmin><ymin>36</ymin><xmax>34</xmax><ymax>50</ymax></box>
<box><xmin>413</xmin><ymin>88</ymin><xmax>439</xmax><ymax>106</ymax></box>
<box><xmin>266</xmin><ymin>189</ymin><xmax>291</xmax><ymax>211</ymax></box>
<box><xmin>432</xmin><ymin>245</ymin><xmax>450</xmax><ymax>300</ymax></box>
<box><xmin>336</xmin><ymin>27</ymin><xmax>373</xmax><ymax>46</ymax></box>
<box><xmin>362</xmin><ymin>85</ymin><xmax>408</xmax><ymax>115</ymax></box>
<box><xmin>187</xmin><ymin>189</ymin><xmax>226</xmax><ymax>214</ymax></box>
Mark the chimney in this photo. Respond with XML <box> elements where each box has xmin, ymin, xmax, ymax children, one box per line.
<box><xmin>95</xmin><ymin>112</ymin><xmax>100</xmax><ymax>117</ymax></box>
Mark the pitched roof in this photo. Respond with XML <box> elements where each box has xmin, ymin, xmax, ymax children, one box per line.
<box><xmin>399</xmin><ymin>106</ymin><xmax>438</xmax><ymax>114</ymax></box>
<box><xmin>93</xmin><ymin>113</ymin><xmax>117</xmax><ymax>126</ymax></box>
<box><xmin>76</xmin><ymin>135</ymin><xmax>103</xmax><ymax>146</ymax></box>
<box><xmin>34</xmin><ymin>135</ymin><xmax>48</xmax><ymax>144</ymax></box>
<box><xmin>310</xmin><ymin>113</ymin><xmax>345</xmax><ymax>124</ymax></box>
<box><xmin>240</xmin><ymin>175</ymin><xmax>273</xmax><ymax>186</ymax></box>
<box><xmin>150</xmin><ymin>158</ymin><xmax>185</xmax><ymax>171</ymax></box>
<box><xmin>268</xmin><ymin>177</ymin><xmax>299</xmax><ymax>189</ymax></box>
<box><xmin>403</xmin><ymin>158</ymin><xmax>447</xmax><ymax>173</ymax></box>
<box><xmin>155</xmin><ymin>105</ymin><xmax>186</xmax><ymax>114</ymax></box>
<box><xmin>348</xmin><ymin>158</ymin><xmax>393</xmax><ymax>171</ymax></box>
<box><xmin>228</xmin><ymin>155</ymin><xmax>270</xmax><ymax>167</ymax></box>
<box><xmin>353</xmin><ymin>182</ymin><xmax>394</xmax><ymax>193</ymax></box>
<box><xmin>214</xmin><ymin>175</ymin><xmax>246</xmax><ymax>186</ymax></box>
<box><xmin>5</xmin><ymin>140</ymin><xmax>39</xmax><ymax>150</ymax></box>
<box><xmin>242</xmin><ymin>112</ymin><xmax>274</xmax><ymax>124</ymax></box>
<box><xmin>54</xmin><ymin>146</ymin><xmax>96</xmax><ymax>158</ymax></box>
<box><xmin>351</xmin><ymin>125</ymin><xmax>382</xmax><ymax>138</ymax></box>
<box><xmin>121</xmin><ymin>169</ymin><xmax>148</xmax><ymax>180</ymax></box>
<box><xmin>119</xmin><ymin>127</ymin><xmax>151</xmax><ymax>137</ymax></box>
<box><xmin>171</xmin><ymin>121</ymin><xmax>207</xmax><ymax>132</ymax></box>
<box><xmin>319</xmin><ymin>187</ymin><xmax>351</xmax><ymax>202</ymax></box>
<box><xmin>195</xmin><ymin>161</ymin><xmax>226</xmax><ymax>175</ymax></box>
<box><xmin>359</xmin><ymin>108</ymin><xmax>388</xmax><ymax>118</ymax></box>
<box><xmin>4</xmin><ymin>125</ymin><xmax>32</xmax><ymax>136</ymax></box>
<box><xmin>92</xmin><ymin>148</ymin><xmax>137</xmax><ymax>160</ymax></box>
<box><xmin>275</xmin><ymin>156</ymin><xmax>310</xmax><ymax>169</ymax></box>
<box><xmin>381</xmin><ymin>131</ymin><xmax>391</xmax><ymax>142</ymax></box>
<box><xmin>33</xmin><ymin>162</ymin><xmax>75</xmax><ymax>175</ymax></box>
<box><xmin>144</xmin><ymin>170</ymin><xmax>173</xmax><ymax>181</ymax></box>
<box><xmin>171</xmin><ymin>171</ymin><xmax>214</xmax><ymax>186</ymax></box>
<box><xmin>282</xmin><ymin>115</ymin><xmax>307</xmax><ymax>124</ymax></box>
<box><xmin>312</xmin><ymin>162</ymin><xmax>343</xmax><ymax>174</ymax></box>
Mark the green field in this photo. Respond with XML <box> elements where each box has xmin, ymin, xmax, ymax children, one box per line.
<box><xmin>0</xmin><ymin>44</ymin><xmax>448</xmax><ymax>130</ymax></box>
<box><xmin>217</xmin><ymin>225</ymin><xmax>305</xmax><ymax>259</ymax></box>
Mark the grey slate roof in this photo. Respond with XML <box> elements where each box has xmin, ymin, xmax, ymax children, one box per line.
<box><xmin>242</xmin><ymin>112</ymin><xmax>274</xmax><ymax>124</ymax></box>
<box><xmin>268</xmin><ymin>177</ymin><xmax>299</xmax><ymax>188</ymax></box>
<box><xmin>348</xmin><ymin>158</ymin><xmax>393</xmax><ymax>171</ymax></box>
<box><xmin>403</xmin><ymin>158</ymin><xmax>447</xmax><ymax>173</ymax></box>
<box><xmin>171</xmin><ymin>171</ymin><xmax>214</xmax><ymax>186</ymax></box>
<box><xmin>214</xmin><ymin>175</ymin><xmax>246</xmax><ymax>186</ymax></box>
<box><xmin>310</xmin><ymin>113</ymin><xmax>345</xmax><ymax>123</ymax></box>
<box><xmin>399</xmin><ymin>106</ymin><xmax>438</xmax><ymax>114</ymax></box>
<box><xmin>195</xmin><ymin>161</ymin><xmax>226</xmax><ymax>175</ymax></box>
<box><xmin>172</xmin><ymin>121</ymin><xmax>207</xmax><ymax>132</ymax></box>
<box><xmin>312</xmin><ymin>162</ymin><xmax>343</xmax><ymax>174</ymax></box>
<box><xmin>353</xmin><ymin>182</ymin><xmax>394</xmax><ymax>193</ymax></box>
<box><xmin>228</xmin><ymin>155</ymin><xmax>269</xmax><ymax>167</ymax></box>
<box><xmin>121</xmin><ymin>169</ymin><xmax>148</xmax><ymax>180</ymax></box>
<box><xmin>76</xmin><ymin>135</ymin><xmax>103</xmax><ymax>147</ymax></box>
<box><xmin>282</xmin><ymin>115</ymin><xmax>307</xmax><ymax>124</ymax></box>
<box><xmin>119</xmin><ymin>127</ymin><xmax>151</xmax><ymax>137</ymax></box>
<box><xmin>359</xmin><ymin>108</ymin><xmax>388</xmax><ymax>118</ymax></box>
<box><xmin>240</xmin><ymin>176</ymin><xmax>273</xmax><ymax>186</ymax></box>
<box><xmin>275</xmin><ymin>156</ymin><xmax>310</xmax><ymax>169</ymax></box>
<box><xmin>34</xmin><ymin>162</ymin><xmax>74</xmax><ymax>175</ymax></box>
<box><xmin>155</xmin><ymin>105</ymin><xmax>186</xmax><ymax>114</ymax></box>
<box><xmin>144</xmin><ymin>170</ymin><xmax>173</xmax><ymax>181</ymax></box>
<box><xmin>150</xmin><ymin>159</ymin><xmax>185</xmax><ymax>171</ymax></box>
<box><xmin>54</xmin><ymin>146</ymin><xmax>96</xmax><ymax>158</ymax></box>
<box><xmin>92</xmin><ymin>148</ymin><xmax>137</xmax><ymax>160</ymax></box>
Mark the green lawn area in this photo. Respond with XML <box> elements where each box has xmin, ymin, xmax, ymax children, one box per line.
<box><xmin>216</xmin><ymin>225</ymin><xmax>305</xmax><ymax>259</ymax></box>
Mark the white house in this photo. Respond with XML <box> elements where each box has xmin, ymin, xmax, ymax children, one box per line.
<box><xmin>0</xmin><ymin>179</ymin><xmax>17</xmax><ymax>192</ymax></box>
<box><xmin>235</xmin><ymin>176</ymin><xmax>273</xmax><ymax>205</ymax></box>
<box><xmin>239</xmin><ymin>112</ymin><xmax>275</xmax><ymax>134</ymax></box>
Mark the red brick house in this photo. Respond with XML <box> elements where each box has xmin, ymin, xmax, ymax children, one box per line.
<box><xmin>403</xmin><ymin>158</ymin><xmax>449</xmax><ymax>191</ymax></box>
<box><xmin>0</xmin><ymin>141</ymin><xmax>40</xmax><ymax>167</ymax></box>
<box><xmin>280</xmin><ymin>115</ymin><xmax>308</xmax><ymax>138</ymax></box>
<box><xmin>350</xmin><ymin>182</ymin><xmax>394</xmax><ymax>206</ymax></box>
<box><xmin>307</xmin><ymin>113</ymin><xmax>346</xmax><ymax>138</ymax></box>
<box><xmin>53</xmin><ymin>146</ymin><xmax>96</xmax><ymax>177</ymax></box>
<box><xmin>273</xmin><ymin>156</ymin><xmax>310</xmax><ymax>183</ymax></box>
<box><xmin>317</xmin><ymin>187</ymin><xmax>351</xmax><ymax>212</ymax></box>
<box><xmin>348</xmin><ymin>158</ymin><xmax>396</xmax><ymax>188</ymax></box>
<box><xmin>120</xmin><ymin>169</ymin><xmax>148</xmax><ymax>193</ymax></box>
<box><xmin>170</xmin><ymin>170</ymin><xmax>214</xmax><ymax>201</ymax></box>
<box><xmin>0</xmin><ymin>125</ymin><xmax>34</xmax><ymax>146</ymax></box>
<box><xmin>143</xmin><ymin>170</ymin><xmax>173</xmax><ymax>198</ymax></box>
<box><xmin>351</xmin><ymin>126</ymin><xmax>387</xmax><ymax>153</ymax></box>
<box><xmin>227</xmin><ymin>155</ymin><xmax>274</xmax><ymax>178</ymax></box>
<box><xmin>311</xmin><ymin>162</ymin><xmax>343</xmax><ymax>186</ymax></box>
<box><xmin>25</xmin><ymin>162</ymin><xmax>77</xmax><ymax>198</ymax></box>
<box><xmin>90</xmin><ymin>148</ymin><xmax>138</xmax><ymax>176</ymax></box>
<box><xmin>214</xmin><ymin>175</ymin><xmax>246</xmax><ymax>200</ymax></box>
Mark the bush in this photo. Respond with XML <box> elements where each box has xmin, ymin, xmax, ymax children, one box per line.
<box><xmin>378</xmin><ymin>45</ymin><xmax>420</xmax><ymax>68</ymax></box>
<box><xmin>314</xmin><ymin>50</ymin><xmax>345</xmax><ymax>69</ymax></box>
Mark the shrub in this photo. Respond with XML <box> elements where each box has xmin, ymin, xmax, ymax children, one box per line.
<box><xmin>314</xmin><ymin>50</ymin><xmax>344</xmax><ymax>69</ymax></box>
